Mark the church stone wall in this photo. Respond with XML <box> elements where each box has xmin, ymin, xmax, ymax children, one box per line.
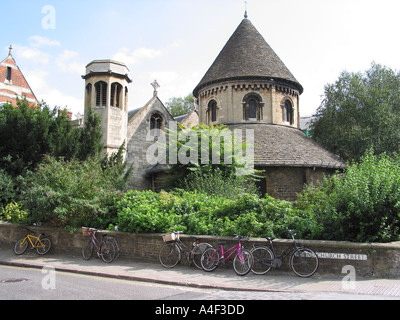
<box><xmin>197</xmin><ymin>80</ymin><xmax>300</xmax><ymax>129</ymax></box>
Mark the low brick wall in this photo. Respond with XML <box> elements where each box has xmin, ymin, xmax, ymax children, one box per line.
<box><xmin>1</xmin><ymin>222</ymin><xmax>399</xmax><ymax>279</ymax></box>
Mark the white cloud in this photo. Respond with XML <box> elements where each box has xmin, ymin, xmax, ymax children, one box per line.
<box><xmin>29</xmin><ymin>36</ymin><xmax>61</xmax><ymax>48</ymax></box>
<box><xmin>113</xmin><ymin>47</ymin><xmax>163</xmax><ymax>66</ymax></box>
<box><xmin>24</xmin><ymin>69</ymin><xmax>84</xmax><ymax>118</ymax></box>
<box><xmin>15</xmin><ymin>46</ymin><xmax>50</xmax><ymax>64</ymax></box>
<box><xmin>56</xmin><ymin>50</ymin><xmax>85</xmax><ymax>74</ymax></box>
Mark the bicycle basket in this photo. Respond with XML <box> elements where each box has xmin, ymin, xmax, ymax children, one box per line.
<box><xmin>162</xmin><ymin>232</ymin><xmax>178</xmax><ymax>243</ymax></box>
<box><xmin>82</xmin><ymin>227</ymin><xmax>95</xmax><ymax>237</ymax></box>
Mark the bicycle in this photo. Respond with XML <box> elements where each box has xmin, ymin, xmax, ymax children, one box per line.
<box><xmin>13</xmin><ymin>228</ymin><xmax>52</xmax><ymax>256</ymax></box>
<box><xmin>200</xmin><ymin>234</ymin><xmax>254</xmax><ymax>276</ymax></box>
<box><xmin>158</xmin><ymin>231</ymin><xmax>213</xmax><ymax>269</ymax></box>
<box><xmin>81</xmin><ymin>227</ymin><xmax>117</xmax><ymax>263</ymax></box>
<box><xmin>251</xmin><ymin>230</ymin><xmax>319</xmax><ymax>278</ymax></box>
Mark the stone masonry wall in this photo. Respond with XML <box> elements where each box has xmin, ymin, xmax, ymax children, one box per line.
<box><xmin>1</xmin><ymin>223</ymin><xmax>399</xmax><ymax>279</ymax></box>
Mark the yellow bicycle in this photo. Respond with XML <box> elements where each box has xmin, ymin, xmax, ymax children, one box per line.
<box><xmin>13</xmin><ymin>228</ymin><xmax>52</xmax><ymax>255</ymax></box>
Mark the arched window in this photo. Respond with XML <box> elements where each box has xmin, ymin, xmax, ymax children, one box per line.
<box><xmin>124</xmin><ymin>87</ymin><xmax>129</xmax><ymax>111</ymax></box>
<box><xmin>248</xmin><ymin>99</ymin><xmax>257</xmax><ymax>119</ymax></box>
<box><xmin>283</xmin><ymin>100</ymin><xmax>294</xmax><ymax>125</ymax></box>
<box><xmin>85</xmin><ymin>83</ymin><xmax>92</xmax><ymax>106</ymax></box>
<box><xmin>244</xmin><ymin>95</ymin><xmax>263</xmax><ymax>121</ymax></box>
<box><xmin>95</xmin><ymin>81</ymin><xmax>107</xmax><ymax>107</ymax></box>
<box><xmin>6</xmin><ymin>67</ymin><xmax>12</xmax><ymax>81</ymax></box>
<box><xmin>207</xmin><ymin>100</ymin><xmax>218</xmax><ymax>123</ymax></box>
<box><xmin>150</xmin><ymin>113</ymin><xmax>164</xmax><ymax>136</ymax></box>
<box><xmin>110</xmin><ymin>82</ymin><xmax>123</xmax><ymax>108</ymax></box>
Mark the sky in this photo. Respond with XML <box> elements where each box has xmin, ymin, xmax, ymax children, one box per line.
<box><xmin>2</xmin><ymin>0</ymin><xmax>400</xmax><ymax>118</ymax></box>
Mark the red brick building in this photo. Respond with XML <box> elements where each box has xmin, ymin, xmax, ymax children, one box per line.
<box><xmin>0</xmin><ymin>46</ymin><xmax>38</xmax><ymax>108</ymax></box>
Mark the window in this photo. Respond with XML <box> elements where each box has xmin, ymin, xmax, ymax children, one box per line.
<box><xmin>95</xmin><ymin>81</ymin><xmax>107</xmax><ymax>107</ymax></box>
<box><xmin>243</xmin><ymin>95</ymin><xmax>263</xmax><ymax>121</ymax></box>
<box><xmin>150</xmin><ymin>113</ymin><xmax>163</xmax><ymax>136</ymax></box>
<box><xmin>110</xmin><ymin>83</ymin><xmax>123</xmax><ymax>108</ymax></box>
<box><xmin>248</xmin><ymin>99</ymin><xmax>257</xmax><ymax>119</ymax></box>
<box><xmin>86</xmin><ymin>84</ymin><xmax>92</xmax><ymax>106</ymax></box>
<box><xmin>5</xmin><ymin>67</ymin><xmax>12</xmax><ymax>81</ymax></box>
<box><xmin>207</xmin><ymin>100</ymin><xmax>218</xmax><ymax>123</ymax></box>
<box><xmin>124</xmin><ymin>87</ymin><xmax>129</xmax><ymax>110</ymax></box>
<box><xmin>283</xmin><ymin>100</ymin><xmax>294</xmax><ymax>125</ymax></box>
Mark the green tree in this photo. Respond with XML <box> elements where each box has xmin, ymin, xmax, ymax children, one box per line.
<box><xmin>296</xmin><ymin>150</ymin><xmax>400</xmax><ymax>243</ymax></box>
<box><xmin>20</xmin><ymin>155</ymin><xmax>127</xmax><ymax>229</ymax></box>
<box><xmin>311</xmin><ymin>62</ymin><xmax>400</xmax><ymax>162</ymax></box>
<box><xmin>165</xmin><ymin>94</ymin><xmax>194</xmax><ymax>117</ymax></box>
<box><xmin>166</xmin><ymin>123</ymin><xmax>258</xmax><ymax>196</ymax></box>
<box><xmin>0</xmin><ymin>100</ymin><xmax>103</xmax><ymax>175</ymax></box>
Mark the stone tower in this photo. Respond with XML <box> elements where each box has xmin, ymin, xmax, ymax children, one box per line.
<box><xmin>193</xmin><ymin>17</ymin><xmax>345</xmax><ymax>200</ymax></box>
<box><xmin>193</xmin><ymin>18</ymin><xmax>303</xmax><ymax>128</ymax></box>
<box><xmin>82</xmin><ymin>60</ymin><xmax>132</xmax><ymax>156</ymax></box>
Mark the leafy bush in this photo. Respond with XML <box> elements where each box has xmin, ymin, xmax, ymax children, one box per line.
<box><xmin>296</xmin><ymin>150</ymin><xmax>400</xmax><ymax>242</ymax></box>
<box><xmin>0</xmin><ymin>202</ymin><xmax>29</xmax><ymax>223</ymax></box>
<box><xmin>115</xmin><ymin>189</ymin><xmax>317</xmax><ymax>238</ymax></box>
<box><xmin>20</xmin><ymin>156</ymin><xmax>126</xmax><ymax>229</ymax></box>
<box><xmin>182</xmin><ymin>166</ymin><xmax>259</xmax><ymax>199</ymax></box>
<box><xmin>0</xmin><ymin>169</ymin><xmax>18</xmax><ymax>213</ymax></box>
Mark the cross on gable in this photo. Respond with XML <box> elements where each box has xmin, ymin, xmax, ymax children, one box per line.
<box><xmin>151</xmin><ymin>80</ymin><xmax>160</xmax><ymax>96</ymax></box>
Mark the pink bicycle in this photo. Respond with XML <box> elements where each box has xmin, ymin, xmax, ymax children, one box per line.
<box><xmin>200</xmin><ymin>234</ymin><xmax>254</xmax><ymax>276</ymax></box>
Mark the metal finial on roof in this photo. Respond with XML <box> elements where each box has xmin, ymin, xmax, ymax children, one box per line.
<box><xmin>8</xmin><ymin>45</ymin><xmax>13</xmax><ymax>56</ymax></box>
<box><xmin>244</xmin><ymin>1</ymin><xmax>248</xmax><ymax>18</ymax></box>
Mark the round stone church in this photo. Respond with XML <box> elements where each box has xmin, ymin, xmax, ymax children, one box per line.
<box><xmin>83</xmin><ymin>16</ymin><xmax>345</xmax><ymax>201</ymax></box>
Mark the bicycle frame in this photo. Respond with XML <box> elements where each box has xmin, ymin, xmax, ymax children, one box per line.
<box><xmin>254</xmin><ymin>232</ymin><xmax>304</xmax><ymax>268</ymax></box>
<box><xmin>23</xmin><ymin>234</ymin><xmax>45</xmax><ymax>249</ymax></box>
<box><xmin>210</xmin><ymin>242</ymin><xmax>244</xmax><ymax>264</ymax></box>
<box><xmin>171</xmin><ymin>237</ymin><xmax>203</xmax><ymax>258</ymax></box>
<box><xmin>88</xmin><ymin>232</ymin><xmax>103</xmax><ymax>253</ymax></box>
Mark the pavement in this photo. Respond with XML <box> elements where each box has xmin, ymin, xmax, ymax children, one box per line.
<box><xmin>1</xmin><ymin>246</ymin><xmax>400</xmax><ymax>299</ymax></box>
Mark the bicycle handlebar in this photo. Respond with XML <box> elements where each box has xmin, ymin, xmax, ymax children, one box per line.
<box><xmin>23</xmin><ymin>227</ymin><xmax>35</xmax><ymax>234</ymax></box>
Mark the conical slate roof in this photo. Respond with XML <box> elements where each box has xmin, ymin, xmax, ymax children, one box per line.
<box><xmin>193</xmin><ymin>18</ymin><xmax>303</xmax><ymax>97</ymax></box>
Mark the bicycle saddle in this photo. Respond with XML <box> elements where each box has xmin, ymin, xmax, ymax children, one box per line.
<box><xmin>217</xmin><ymin>240</ymin><xmax>226</xmax><ymax>246</ymax></box>
<box><xmin>266</xmin><ymin>236</ymin><xmax>275</xmax><ymax>242</ymax></box>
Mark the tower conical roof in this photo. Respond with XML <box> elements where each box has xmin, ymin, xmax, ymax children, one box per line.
<box><xmin>193</xmin><ymin>19</ymin><xmax>303</xmax><ymax>97</ymax></box>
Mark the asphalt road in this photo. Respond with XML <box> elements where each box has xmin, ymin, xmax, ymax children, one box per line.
<box><xmin>0</xmin><ymin>265</ymin><xmax>396</xmax><ymax>302</ymax></box>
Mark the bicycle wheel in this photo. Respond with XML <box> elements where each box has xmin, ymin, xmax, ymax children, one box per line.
<box><xmin>159</xmin><ymin>243</ymin><xmax>181</xmax><ymax>268</ymax></box>
<box><xmin>190</xmin><ymin>243</ymin><xmax>213</xmax><ymax>270</ymax></box>
<box><xmin>107</xmin><ymin>237</ymin><xmax>120</xmax><ymax>260</ymax></box>
<box><xmin>200</xmin><ymin>247</ymin><xmax>220</xmax><ymax>272</ymax></box>
<box><xmin>251</xmin><ymin>246</ymin><xmax>274</xmax><ymax>275</ymax></box>
<box><xmin>100</xmin><ymin>240</ymin><xmax>116</xmax><ymax>263</ymax></box>
<box><xmin>82</xmin><ymin>239</ymin><xmax>94</xmax><ymax>260</ymax></box>
<box><xmin>233</xmin><ymin>249</ymin><xmax>253</xmax><ymax>276</ymax></box>
<box><xmin>290</xmin><ymin>247</ymin><xmax>319</xmax><ymax>278</ymax></box>
<box><xmin>36</xmin><ymin>238</ymin><xmax>52</xmax><ymax>255</ymax></box>
<box><xmin>14</xmin><ymin>238</ymin><xmax>29</xmax><ymax>255</ymax></box>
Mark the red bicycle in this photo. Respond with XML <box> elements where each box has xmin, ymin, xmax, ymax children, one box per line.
<box><xmin>200</xmin><ymin>234</ymin><xmax>253</xmax><ymax>276</ymax></box>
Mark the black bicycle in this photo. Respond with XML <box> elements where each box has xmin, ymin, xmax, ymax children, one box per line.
<box><xmin>250</xmin><ymin>230</ymin><xmax>319</xmax><ymax>278</ymax></box>
<box><xmin>81</xmin><ymin>227</ymin><xmax>117</xmax><ymax>263</ymax></box>
<box><xmin>159</xmin><ymin>231</ymin><xmax>213</xmax><ymax>269</ymax></box>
